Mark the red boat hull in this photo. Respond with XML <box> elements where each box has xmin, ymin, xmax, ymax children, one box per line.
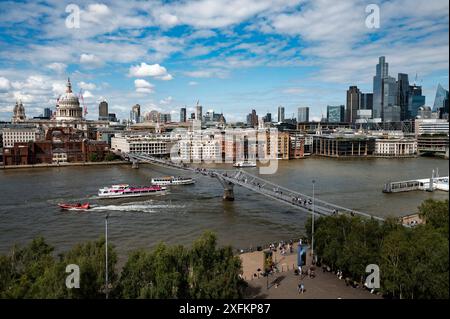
<box><xmin>58</xmin><ymin>203</ymin><xmax>90</xmax><ymax>210</ymax></box>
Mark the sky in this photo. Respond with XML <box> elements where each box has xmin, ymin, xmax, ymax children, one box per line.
<box><xmin>0</xmin><ymin>0</ymin><xmax>448</xmax><ymax>122</ymax></box>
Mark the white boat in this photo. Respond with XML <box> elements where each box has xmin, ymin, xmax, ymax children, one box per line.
<box><xmin>233</xmin><ymin>161</ymin><xmax>257</xmax><ymax>168</ymax></box>
<box><xmin>98</xmin><ymin>184</ymin><xmax>166</xmax><ymax>199</ymax></box>
<box><xmin>151</xmin><ymin>176</ymin><xmax>195</xmax><ymax>186</ymax></box>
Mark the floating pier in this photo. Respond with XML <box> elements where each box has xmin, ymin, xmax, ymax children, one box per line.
<box><xmin>383</xmin><ymin>169</ymin><xmax>448</xmax><ymax>193</ymax></box>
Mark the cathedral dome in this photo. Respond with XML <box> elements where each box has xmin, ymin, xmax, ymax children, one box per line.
<box><xmin>55</xmin><ymin>78</ymin><xmax>83</xmax><ymax>121</ymax></box>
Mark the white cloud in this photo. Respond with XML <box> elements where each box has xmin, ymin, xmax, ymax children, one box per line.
<box><xmin>46</xmin><ymin>62</ymin><xmax>67</xmax><ymax>74</ymax></box>
<box><xmin>128</xmin><ymin>62</ymin><xmax>173</xmax><ymax>80</ymax></box>
<box><xmin>184</xmin><ymin>69</ymin><xmax>228</xmax><ymax>78</ymax></box>
<box><xmin>159</xmin><ymin>96</ymin><xmax>173</xmax><ymax>105</ymax></box>
<box><xmin>0</xmin><ymin>77</ymin><xmax>11</xmax><ymax>92</ymax></box>
<box><xmin>82</xmin><ymin>90</ymin><xmax>94</xmax><ymax>98</ymax></box>
<box><xmin>78</xmin><ymin>81</ymin><xmax>97</xmax><ymax>91</ymax></box>
<box><xmin>80</xmin><ymin>53</ymin><xmax>104</xmax><ymax>67</ymax></box>
<box><xmin>188</xmin><ymin>81</ymin><xmax>198</xmax><ymax>86</ymax></box>
<box><xmin>134</xmin><ymin>79</ymin><xmax>154</xmax><ymax>94</ymax></box>
<box><xmin>155</xmin><ymin>0</ymin><xmax>301</xmax><ymax>29</ymax></box>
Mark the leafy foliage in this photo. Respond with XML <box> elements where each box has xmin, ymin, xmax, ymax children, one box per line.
<box><xmin>0</xmin><ymin>232</ymin><xmax>245</xmax><ymax>299</ymax></box>
<box><xmin>307</xmin><ymin>199</ymin><xmax>449</xmax><ymax>299</ymax></box>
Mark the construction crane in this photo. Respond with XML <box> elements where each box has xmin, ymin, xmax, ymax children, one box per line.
<box><xmin>79</xmin><ymin>89</ymin><xmax>88</xmax><ymax>117</ymax></box>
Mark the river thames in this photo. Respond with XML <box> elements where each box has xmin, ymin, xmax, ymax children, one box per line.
<box><xmin>0</xmin><ymin>157</ymin><xmax>448</xmax><ymax>258</ymax></box>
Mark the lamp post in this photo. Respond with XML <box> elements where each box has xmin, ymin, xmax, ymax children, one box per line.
<box><xmin>311</xmin><ymin>180</ymin><xmax>315</xmax><ymax>264</ymax></box>
<box><xmin>105</xmin><ymin>214</ymin><xmax>109</xmax><ymax>299</ymax></box>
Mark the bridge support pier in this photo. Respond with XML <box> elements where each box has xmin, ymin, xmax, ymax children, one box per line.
<box><xmin>216</xmin><ymin>176</ymin><xmax>235</xmax><ymax>201</ymax></box>
<box><xmin>223</xmin><ymin>183</ymin><xmax>235</xmax><ymax>201</ymax></box>
<box><xmin>132</xmin><ymin>160</ymin><xmax>139</xmax><ymax>169</ymax></box>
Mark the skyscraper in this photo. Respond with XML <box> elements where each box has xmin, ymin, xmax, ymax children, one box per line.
<box><xmin>277</xmin><ymin>106</ymin><xmax>285</xmax><ymax>123</ymax></box>
<box><xmin>195</xmin><ymin>101</ymin><xmax>202</xmax><ymax>121</ymax></box>
<box><xmin>346</xmin><ymin>86</ymin><xmax>361</xmax><ymax>123</ymax></box>
<box><xmin>43</xmin><ymin>107</ymin><xmax>52</xmax><ymax>119</ymax></box>
<box><xmin>99</xmin><ymin>100</ymin><xmax>108</xmax><ymax>121</ymax></box>
<box><xmin>263</xmin><ymin>113</ymin><xmax>272</xmax><ymax>123</ymax></box>
<box><xmin>408</xmin><ymin>84</ymin><xmax>426</xmax><ymax>119</ymax></box>
<box><xmin>297</xmin><ymin>107</ymin><xmax>309</xmax><ymax>122</ymax></box>
<box><xmin>360</xmin><ymin>93</ymin><xmax>373</xmax><ymax>110</ymax></box>
<box><xmin>327</xmin><ymin>105</ymin><xmax>345</xmax><ymax>123</ymax></box>
<box><xmin>382</xmin><ymin>76</ymin><xmax>398</xmax><ymax>122</ymax></box>
<box><xmin>397</xmin><ymin>73</ymin><xmax>410</xmax><ymax>121</ymax></box>
<box><xmin>373</xmin><ymin>56</ymin><xmax>389</xmax><ymax>120</ymax></box>
<box><xmin>180</xmin><ymin>107</ymin><xmax>187</xmax><ymax>122</ymax></box>
<box><xmin>246</xmin><ymin>109</ymin><xmax>258</xmax><ymax>127</ymax></box>
<box><xmin>130</xmin><ymin>104</ymin><xmax>141</xmax><ymax>123</ymax></box>
<box><xmin>433</xmin><ymin>84</ymin><xmax>449</xmax><ymax>112</ymax></box>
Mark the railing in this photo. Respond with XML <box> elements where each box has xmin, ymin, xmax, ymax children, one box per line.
<box><xmin>126</xmin><ymin>154</ymin><xmax>384</xmax><ymax>221</ymax></box>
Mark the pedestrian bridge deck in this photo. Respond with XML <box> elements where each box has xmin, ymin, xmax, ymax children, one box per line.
<box><xmin>126</xmin><ymin>153</ymin><xmax>384</xmax><ymax>221</ymax></box>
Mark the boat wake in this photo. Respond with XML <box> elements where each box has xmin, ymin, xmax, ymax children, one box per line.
<box><xmin>90</xmin><ymin>201</ymin><xmax>185</xmax><ymax>213</ymax></box>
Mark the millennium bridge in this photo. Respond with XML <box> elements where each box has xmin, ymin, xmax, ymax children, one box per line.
<box><xmin>125</xmin><ymin>153</ymin><xmax>384</xmax><ymax>222</ymax></box>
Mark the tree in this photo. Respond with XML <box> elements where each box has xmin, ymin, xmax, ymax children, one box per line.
<box><xmin>189</xmin><ymin>231</ymin><xmax>246</xmax><ymax>299</ymax></box>
<box><xmin>418</xmin><ymin>199</ymin><xmax>449</xmax><ymax>237</ymax></box>
<box><xmin>89</xmin><ymin>153</ymin><xmax>99</xmax><ymax>162</ymax></box>
<box><xmin>62</xmin><ymin>237</ymin><xmax>117</xmax><ymax>299</ymax></box>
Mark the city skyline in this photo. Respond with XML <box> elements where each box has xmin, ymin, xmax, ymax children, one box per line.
<box><xmin>0</xmin><ymin>0</ymin><xmax>449</xmax><ymax>123</ymax></box>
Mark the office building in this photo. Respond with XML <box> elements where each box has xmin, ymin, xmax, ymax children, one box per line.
<box><xmin>130</xmin><ymin>104</ymin><xmax>141</xmax><ymax>123</ymax></box>
<box><xmin>384</xmin><ymin>105</ymin><xmax>401</xmax><ymax>122</ymax></box>
<box><xmin>277</xmin><ymin>106</ymin><xmax>285</xmax><ymax>123</ymax></box>
<box><xmin>297</xmin><ymin>107</ymin><xmax>309</xmax><ymax>122</ymax></box>
<box><xmin>397</xmin><ymin>73</ymin><xmax>409</xmax><ymax>121</ymax></box>
<box><xmin>247</xmin><ymin>109</ymin><xmax>258</xmax><ymax>127</ymax></box>
<box><xmin>346</xmin><ymin>86</ymin><xmax>361</xmax><ymax>123</ymax></box>
<box><xmin>433</xmin><ymin>84</ymin><xmax>449</xmax><ymax>112</ymax></box>
<box><xmin>360</xmin><ymin>93</ymin><xmax>373</xmax><ymax>110</ymax></box>
<box><xmin>375</xmin><ymin>138</ymin><xmax>417</xmax><ymax>157</ymax></box>
<box><xmin>180</xmin><ymin>107</ymin><xmax>187</xmax><ymax>123</ymax></box>
<box><xmin>263</xmin><ymin>113</ymin><xmax>272</xmax><ymax>123</ymax></box>
<box><xmin>327</xmin><ymin>105</ymin><xmax>345</xmax><ymax>123</ymax></box>
<box><xmin>99</xmin><ymin>100</ymin><xmax>108</xmax><ymax>121</ymax></box>
<box><xmin>373</xmin><ymin>56</ymin><xmax>389</xmax><ymax>120</ymax></box>
<box><xmin>43</xmin><ymin>108</ymin><xmax>53</xmax><ymax>119</ymax></box>
<box><xmin>195</xmin><ymin>102</ymin><xmax>202</xmax><ymax>121</ymax></box>
<box><xmin>1</xmin><ymin>127</ymin><xmax>39</xmax><ymax>147</ymax></box>
<box><xmin>408</xmin><ymin>84</ymin><xmax>426</xmax><ymax>119</ymax></box>
<box><xmin>382</xmin><ymin>76</ymin><xmax>398</xmax><ymax>121</ymax></box>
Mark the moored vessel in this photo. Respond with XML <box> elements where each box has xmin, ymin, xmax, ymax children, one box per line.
<box><xmin>151</xmin><ymin>176</ymin><xmax>195</xmax><ymax>186</ymax></box>
<box><xmin>233</xmin><ymin>161</ymin><xmax>257</xmax><ymax>167</ymax></box>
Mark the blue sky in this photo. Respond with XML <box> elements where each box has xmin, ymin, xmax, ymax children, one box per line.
<box><xmin>0</xmin><ymin>0</ymin><xmax>448</xmax><ymax>122</ymax></box>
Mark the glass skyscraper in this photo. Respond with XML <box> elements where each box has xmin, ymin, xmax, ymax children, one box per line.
<box><xmin>327</xmin><ymin>105</ymin><xmax>345</xmax><ymax>123</ymax></box>
<box><xmin>297</xmin><ymin>107</ymin><xmax>309</xmax><ymax>122</ymax></box>
<box><xmin>360</xmin><ymin>93</ymin><xmax>373</xmax><ymax>110</ymax></box>
<box><xmin>408</xmin><ymin>84</ymin><xmax>426</xmax><ymax>118</ymax></box>
<box><xmin>433</xmin><ymin>84</ymin><xmax>449</xmax><ymax>112</ymax></box>
<box><xmin>397</xmin><ymin>73</ymin><xmax>410</xmax><ymax>120</ymax></box>
<box><xmin>277</xmin><ymin>106</ymin><xmax>285</xmax><ymax>123</ymax></box>
<box><xmin>373</xmin><ymin>56</ymin><xmax>389</xmax><ymax>120</ymax></box>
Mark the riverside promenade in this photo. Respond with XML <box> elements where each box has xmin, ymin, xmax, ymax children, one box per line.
<box><xmin>240</xmin><ymin>246</ymin><xmax>380</xmax><ymax>299</ymax></box>
<box><xmin>0</xmin><ymin>160</ymin><xmax>130</xmax><ymax>169</ymax></box>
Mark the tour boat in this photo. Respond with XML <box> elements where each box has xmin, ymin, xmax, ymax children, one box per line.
<box><xmin>151</xmin><ymin>176</ymin><xmax>195</xmax><ymax>186</ymax></box>
<box><xmin>98</xmin><ymin>184</ymin><xmax>166</xmax><ymax>199</ymax></box>
<box><xmin>233</xmin><ymin>161</ymin><xmax>257</xmax><ymax>168</ymax></box>
<box><xmin>58</xmin><ymin>203</ymin><xmax>90</xmax><ymax>210</ymax></box>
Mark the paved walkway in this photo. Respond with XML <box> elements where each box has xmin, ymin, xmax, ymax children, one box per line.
<box><xmin>240</xmin><ymin>246</ymin><xmax>380</xmax><ymax>299</ymax></box>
